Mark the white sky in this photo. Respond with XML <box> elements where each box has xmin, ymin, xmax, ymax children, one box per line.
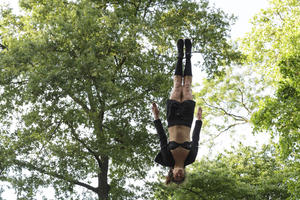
<box><xmin>210</xmin><ymin>0</ymin><xmax>269</xmax><ymax>39</ymax></box>
<box><xmin>1</xmin><ymin>0</ymin><xmax>270</xmax><ymax>199</ymax></box>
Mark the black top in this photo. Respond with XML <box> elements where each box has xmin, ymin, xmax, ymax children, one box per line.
<box><xmin>169</xmin><ymin>141</ymin><xmax>192</xmax><ymax>150</ymax></box>
<box><xmin>166</xmin><ymin>99</ymin><xmax>195</xmax><ymax>128</ymax></box>
<box><xmin>153</xmin><ymin>119</ymin><xmax>202</xmax><ymax>167</ymax></box>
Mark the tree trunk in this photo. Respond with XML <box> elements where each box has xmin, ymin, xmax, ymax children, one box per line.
<box><xmin>97</xmin><ymin>156</ymin><xmax>110</xmax><ymax>200</ymax></box>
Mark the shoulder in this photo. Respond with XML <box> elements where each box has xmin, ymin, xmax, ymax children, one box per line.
<box><xmin>184</xmin><ymin>148</ymin><xmax>198</xmax><ymax>166</ymax></box>
<box><xmin>155</xmin><ymin>147</ymin><xmax>174</xmax><ymax>167</ymax></box>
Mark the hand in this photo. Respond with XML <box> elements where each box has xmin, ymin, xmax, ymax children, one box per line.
<box><xmin>152</xmin><ymin>102</ymin><xmax>160</xmax><ymax>120</ymax></box>
<box><xmin>196</xmin><ymin>107</ymin><xmax>202</xmax><ymax>120</ymax></box>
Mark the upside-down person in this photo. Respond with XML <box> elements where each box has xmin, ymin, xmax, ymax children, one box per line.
<box><xmin>152</xmin><ymin>39</ymin><xmax>203</xmax><ymax>185</ymax></box>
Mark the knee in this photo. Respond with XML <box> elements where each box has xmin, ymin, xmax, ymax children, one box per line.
<box><xmin>174</xmin><ymin>82</ymin><xmax>182</xmax><ymax>89</ymax></box>
<box><xmin>170</xmin><ymin>88</ymin><xmax>183</xmax><ymax>101</ymax></box>
<box><xmin>183</xmin><ymin>85</ymin><xmax>192</xmax><ymax>95</ymax></box>
<box><xmin>173</xmin><ymin>85</ymin><xmax>182</xmax><ymax>94</ymax></box>
<box><xmin>183</xmin><ymin>89</ymin><xmax>193</xmax><ymax>100</ymax></box>
<box><xmin>183</xmin><ymin>83</ymin><xmax>191</xmax><ymax>90</ymax></box>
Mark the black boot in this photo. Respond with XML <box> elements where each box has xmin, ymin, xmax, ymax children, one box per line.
<box><xmin>177</xmin><ymin>39</ymin><xmax>184</xmax><ymax>59</ymax></box>
<box><xmin>175</xmin><ymin>39</ymin><xmax>184</xmax><ymax>76</ymax></box>
<box><xmin>184</xmin><ymin>39</ymin><xmax>192</xmax><ymax>59</ymax></box>
<box><xmin>184</xmin><ymin>39</ymin><xmax>192</xmax><ymax>76</ymax></box>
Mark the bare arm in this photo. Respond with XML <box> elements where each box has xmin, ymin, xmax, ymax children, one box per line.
<box><xmin>196</xmin><ymin>107</ymin><xmax>202</xmax><ymax>121</ymax></box>
<box><xmin>185</xmin><ymin>107</ymin><xmax>203</xmax><ymax>165</ymax></box>
<box><xmin>193</xmin><ymin>107</ymin><xmax>203</xmax><ymax>142</ymax></box>
<box><xmin>152</xmin><ymin>102</ymin><xmax>160</xmax><ymax>120</ymax></box>
<box><xmin>152</xmin><ymin>103</ymin><xmax>167</xmax><ymax>148</ymax></box>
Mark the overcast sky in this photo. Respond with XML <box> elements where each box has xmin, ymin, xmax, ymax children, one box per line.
<box><xmin>210</xmin><ymin>0</ymin><xmax>269</xmax><ymax>39</ymax></box>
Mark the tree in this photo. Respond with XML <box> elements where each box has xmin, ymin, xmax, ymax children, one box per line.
<box><xmin>193</xmin><ymin>64</ymin><xmax>273</xmax><ymax>151</ymax></box>
<box><xmin>240</xmin><ymin>0</ymin><xmax>300</xmax><ymax>198</ymax></box>
<box><xmin>0</xmin><ymin>0</ymin><xmax>239</xmax><ymax>199</ymax></box>
<box><xmin>152</xmin><ymin>144</ymin><xmax>290</xmax><ymax>200</ymax></box>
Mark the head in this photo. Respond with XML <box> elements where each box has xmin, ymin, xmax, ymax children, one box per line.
<box><xmin>166</xmin><ymin>167</ymin><xmax>186</xmax><ymax>185</ymax></box>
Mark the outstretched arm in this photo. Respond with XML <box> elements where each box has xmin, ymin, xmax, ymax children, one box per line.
<box><xmin>152</xmin><ymin>103</ymin><xmax>168</xmax><ymax>148</ymax></box>
<box><xmin>192</xmin><ymin>107</ymin><xmax>202</xmax><ymax>145</ymax></box>
<box><xmin>185</xmin><ymin>107</ymin><xmax>203</xmax><ymax>165</ymax></box>
<box><xmin>152</xmin><ymin>102</ymin><xmax>160</xmax><ymax>120</ymax></box>
<box><xmin>196</xmin><ymin>106</ymin><xmax>202</xmax><ymax>121</ymax></box>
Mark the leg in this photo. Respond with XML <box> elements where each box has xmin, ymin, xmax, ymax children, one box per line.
<box><xmin>174</xmin><ymin>39</ymin><xmax>184</xmax><ymax>76</ymax></box>
<box><xmin>183</xmin><ymin>75</ymin><xmax>193</xmax><ymax>101</ymax></box>
<box><xmin>183</xmin><ymin>39</ymin><xmax>192</xmax><ymax>77</ymax></box>
<box><xmin>170</xmin><ymin>75</ymin><xmax>183</xmax><ymax>101</ymax></box>
<box><xmin>170</xmin><ymin>39</ymin><xmax>184</xmax><ymax>101</ymax></box>
<box><xmin>183</xmin><ymin>39</ymin><xmax>193</xmax><ymax>101</ymax></box>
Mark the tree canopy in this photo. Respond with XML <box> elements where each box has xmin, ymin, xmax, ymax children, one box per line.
<box><xmin>152</xmin><ymin>144</ymin><xmax>290</xmax><ymax>200</ymax></box>
<box><xmin>0</xmin><ymin>0</ymin><xmax>239</xmax><ymax>199</ymax></box>
<box><xmin>240</xmin><ymin>0</ymin><xmax>300</xmax><ymax>198</ymax></box>
<box><xmin>1</xmin><ymin>0</ymin><xmax>298</xmax><ymax>199</ymax></box>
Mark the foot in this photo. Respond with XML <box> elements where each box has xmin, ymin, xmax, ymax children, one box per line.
<box><xmin>184</xmin><ymin>39</ymin><xmax>192</xmax><ymax>59</ymax></box>
<box><xmin>177</xmin><ymin>39</ymin><xmax>184</xmax><ymax>59</ymax></box>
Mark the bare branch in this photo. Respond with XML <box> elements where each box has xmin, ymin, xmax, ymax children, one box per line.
<box><xmin>200</xmin><ymin>122</ymin><xmax>247</xmax><ymax>146</ymax></box>
<box><xmin>214</xmin><ymin>122</ymin><xmax>247</xmax><ymax>140</ymax></box>
<box><xmin>237</xmin><ymin>88</ymin><xmax>251</xmax><ymax>114</ymax></box>
<box><xmin>201</xmin><ymin>97</ymin><xmax>249</xmax><ymax>122</ymax></box>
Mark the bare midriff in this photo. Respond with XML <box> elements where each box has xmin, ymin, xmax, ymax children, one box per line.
<box><xmin>169</xmin><ymin>125</ymin><xmax>191</xmax><ymax>164</ymax></box>
<box><xmin>168</xmin><ymin>125</ymin><xmax>191</xmax><ymax>143</ymax></box>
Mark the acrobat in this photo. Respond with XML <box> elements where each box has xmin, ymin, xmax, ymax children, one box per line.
<box><xmin>152</xmin><ymin>39</ymin><xmax>203</xmax><ymax>184</ymax></box>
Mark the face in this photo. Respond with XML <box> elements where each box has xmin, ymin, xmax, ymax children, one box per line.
<box><xmin>173</xmin><ymin>167</ymin><xmax>185</xmax><ymax>182</ymax></box>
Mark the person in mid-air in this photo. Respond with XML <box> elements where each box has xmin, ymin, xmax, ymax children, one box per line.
<box><xmin>152</xmin><ymin>39</ymin><xmax>203</xmax><ymax>184</ymax></box>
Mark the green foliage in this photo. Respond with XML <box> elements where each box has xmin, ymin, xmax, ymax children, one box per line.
<box><xmin>0</xmin><ymin>0</ymin><xmax>238</xmax><ymax>199</ymax></box>
<box><xmin>152</xmin><ymin>144</ymin><xmax>290</xmax><ymax>200</ymax></box>
<box><xmin>193</xmin><ymin>64</ymin><xmax>271</xmax><ymax>149</ymax></box>
<box><xmin>240</xmin><ymin>0</ymin><xmax>299</xmax><ymax>198</ymax></box>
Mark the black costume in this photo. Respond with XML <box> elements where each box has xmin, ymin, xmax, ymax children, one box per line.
<box><xmin>154</xmin><ymin>118</ymin><xmax>202</xmax><ymax>167</ymax></box>
<box><xmin>167</xmin><ymin>100</ymin><xmax>196</xmax><ymax>128</ymax></box>
<box><xmin>154</xmin><ymin>39</ymin><xmax>202</xmax><ymax>167</ymax></box>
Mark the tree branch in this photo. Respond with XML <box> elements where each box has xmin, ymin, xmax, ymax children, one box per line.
<box><xmin>37</xmin><ymin>120</ymin><xmax>62</xmax><ymax>152</ymax></box>
<box><xmin>85</xmin><ymin>79</ymin><xmax>97</xmax><ymax>112</ymax></box>
<box><xmin>67</xmin><ymin>92</ymin><xmax>90</xmax><ymax>114</ymax></box>
<box><xmin>0</xmin><ymin>79</ymin><xmax>29</xmax><ymax>86</ymax></box>
<box><xmin>215</xmin><ymin>122</ymin><xmax>247</xmax><ymax>140</ymax></box>
<box><xmin>68</xmin><ymin>125</ymin><xmax>102</xmax><ymax>167</ymax></box>
<box><xmin>237</xmin><ymin>88</ymin><xmax>251</xmax><ymax>114</ymax></box>
<box><xmin>276</xmin><ymin>10</ymin><xmax>284</xmax><ymax>22</ymax></box>
<box><xmin>143</xmin><ymin>0</ymin><xmax>154</xmax><ymax>19</ymax></box>
<box><xmin>199</xmin><ymin>122</ymin><xmax>247</xmax><ymax>146</ymax></box>
<box><xmin>0</xmin><ymin>167</ymin><xmax>5</xmax><ymax>176</ymax></box>
<box><xmin>13</xmin><ymin>159</ymin><xmax>98</xmax><ymax>193</ymax></box>
<box><xmin>107</xmin><ymin>88</ymin><xmax>151</xmax><ymax>109</ymax></box>
<box><xmin>182</xmin><ymin>187</ymin><xmax>208</xmax><ymax>200</ymax></box>
<box><xmin>0</xmin><ymin>43</ymin><xmax>7</xmax><ymax>49</ymax></box>
<box><xmin>201</xmin><ymin>97</ymin><xmax>249</xmax><ymax>122</ymax></box>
